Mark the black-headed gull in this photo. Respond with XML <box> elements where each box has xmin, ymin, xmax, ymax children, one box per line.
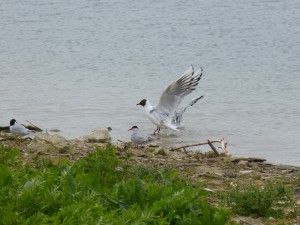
<box><xmin>9</xmin><ymin>119</ymin><xmax>34</xmax><ymax>135</ymax></box>
<box><xmin>128</xmin><ymin>126</ymin><xmax>155</xmax><ymax>145</ymax></box>
<box><xmin>137</xmin><ymin>65</ymin><xmax>204</xmax><ymax>134</ymax></box>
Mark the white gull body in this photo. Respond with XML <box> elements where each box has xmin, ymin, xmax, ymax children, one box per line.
<box><xmin>137</xmin><ymin>65</ymin><xmax>204</xmax><ymax>134</ymax></box>
<box><xmin>9</xmin><ymin>119</ymin><xmax>33</xmax><ymax>135</ymax></box>
<box><xmin>128</xmin><ymin>126</ymin><xmax>155</xmax><ymax>145</ymax></box>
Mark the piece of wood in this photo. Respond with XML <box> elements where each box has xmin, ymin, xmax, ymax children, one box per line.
<box><xmin>0</xmin><ymin>137</ymin><xmax>16</xmax><ymax>142</ymax></box>
<box><xmin>26</xmin><ymin>120</ymin><xmax>43</xmax><ymax>131</ymax></box>
<box><xmin>117</xmin><ymin>139</ymin><xmax>127</xmax><ymax>144</ymax></box>
<box><xmin>220</xmin><ymin>138</ymin><xmax>228</xmax><ymax>152</ymax></box>
<box><xmin>207</xmin><ymin>139</ymin><xmax>220</xmax><ymax>156</ymax></box>
<box><xmin>170</xmin><ymin>140</ymin><xmax>221</xmax><ymax>151</ymax></box>
<box><xmin>231</xmin><ymin>157</ymin><xmax>266</xmax><ymax>163</ymax></box>
<box><xmin>0</xmin><ymin>126</ymin><xmax>9</xmax><ymax>132</ymax></box>
<box><xmin>0</xmin><ymin>136</ymin><xmax>33</xmax><ymax>142</ymax></box>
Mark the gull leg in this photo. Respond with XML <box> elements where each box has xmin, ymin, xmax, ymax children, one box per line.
<box><xmin>157</xmin><ymin>127</ymin><xmax>161</xmax><ymax>134</ymax></box>
<box><xmin>153</xmin><ymin>126</ymin><xmax>159</xmax><ymax>135</ymax></box>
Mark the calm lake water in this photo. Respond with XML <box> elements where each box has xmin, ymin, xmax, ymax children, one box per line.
<box><xmin>1</xmin><ymin>0</ymin><xmax>300</xmax><ymax>165</ymax></box>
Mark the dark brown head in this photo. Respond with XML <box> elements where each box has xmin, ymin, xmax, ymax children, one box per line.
<box><xmin>137</xmin><ymin>99</ymin><xmax>147</xmax><ymax>107</ymax></box>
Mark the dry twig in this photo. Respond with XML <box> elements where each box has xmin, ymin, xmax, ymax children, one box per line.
<box><xmin>170</xmin><ymin>139</ymin><xmax>228</xmax><ymax>156</ymax></box>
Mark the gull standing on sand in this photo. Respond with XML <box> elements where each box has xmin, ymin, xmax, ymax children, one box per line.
<box><xmin>9</xmin><ymin>119</ymin><xmax>34</xmax><ymax>135</ymax></box>
<box><xmin>128</xmin><ymin>126</ymin><xmax>155</xmax><ymax>145</ymax></box>
<box><xmin>137</xmin><ymin>65</ymin><xmax>204</xmax><ymax>134</ymax></box>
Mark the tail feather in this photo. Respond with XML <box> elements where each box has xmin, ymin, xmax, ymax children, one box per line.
<box><xmin>163</xmin><ymin>117</ymin><xmax>181</xmax><ymax>131</ymax></box>
<box><xmin>173</xmin><ymin>95</ymin><xmax>204</xmax><ymax>125</ymax></box>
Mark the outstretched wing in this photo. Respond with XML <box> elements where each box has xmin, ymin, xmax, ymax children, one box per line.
<box><xmin>173</xmin><ymin>95</ymin><xmax>204</xmax><ymax>125</ymax></box>
<box><xmin>155</xmin><ymin>65</ymin><xmax>203</xmax><ymax>115</ymax></box>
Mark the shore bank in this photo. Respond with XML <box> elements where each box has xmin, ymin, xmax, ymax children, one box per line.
<box><xmin>0</xmin><ymin>132</ymin><xmax>300</xmax><ymax>224</ymax></box>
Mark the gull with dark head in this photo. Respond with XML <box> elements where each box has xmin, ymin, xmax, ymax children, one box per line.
<box><xmin>128</xmin><ymin>125</ymin><xmax>155</xmax><ymax>145</ymax></box>
<box><xmin>137</xmin><ymin>65</ymin><xmax>204</xmax><ymax>134</ymax></box>
<box><xmin>9</xmin><ymin>119</ymin><xmax>34</xmax><ymax>135</ymax></box>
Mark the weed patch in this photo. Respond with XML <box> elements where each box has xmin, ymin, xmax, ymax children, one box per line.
<box><xmin>224</xmin><ymin>181</ymin><xmax>292</xmax><ymax>218</ymax></box>
<box><xmin>0</xmin><ymin>144</ymin><xmax>230</xmax><ymax>224</ymax></box>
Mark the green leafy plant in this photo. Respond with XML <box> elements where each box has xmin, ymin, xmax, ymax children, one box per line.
<box><xmin>0</xmin><ymin>144</ymin><xmax>230</xmax><ymax>225</ymax></box>
<box><xmin>0</xmin><ymin>144</ymin><xmax>21</xmax><ymax>165</ymax></box>
<box><xmin>224</xmin><ymin>181</ymin><xmax>292</xmax><ymax>218</ymax></box>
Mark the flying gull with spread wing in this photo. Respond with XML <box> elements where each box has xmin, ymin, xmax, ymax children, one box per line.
<box><xmin>137</xmin><ymin>65</ymin><xmax>204</xmax><ymax>134</ymax></box>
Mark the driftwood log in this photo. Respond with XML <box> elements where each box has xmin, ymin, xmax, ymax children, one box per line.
<box><xmin>0</xmin><ymin>136</ymin><xmax>33</xmax><ymax>142</ymax></box>
<box><xmin>0</xmin><ymin>126</ymin><xmax>9</xmax><ymax>132</ymax></box>
<box><xmin>231</xmin><ymin>157</ymin><xmax>266</xmax><ymax>163</ymax></box>
<box><xmin>170</xmin><ymin>138</ymin><xmax>228</xmax><ymax>156</ymax></box>
<box><xmin>25</xmin><ymin>120</ymin><xmax>43</xmax><ymax>132</ymax></box>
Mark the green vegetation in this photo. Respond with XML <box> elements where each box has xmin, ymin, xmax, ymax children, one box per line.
<box><xmin>0</xmin><ymin>144</ymin><xmax>230</xmax><ymax>225</ymax></box>
<box><xmin>1</xmin><ymin>143</ymin><xmax>298</xmax><ymax>224</ymax></box>
<box><xmin>224</xmin><ymin>181</ymin><xmax>292</xmax><ymax>218</ymax></box>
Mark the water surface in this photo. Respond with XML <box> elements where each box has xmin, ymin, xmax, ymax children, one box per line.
<box><xmin>1</xmin><ymin>0</ymin><xmax>300</xmax><ymax>165</ymax></box>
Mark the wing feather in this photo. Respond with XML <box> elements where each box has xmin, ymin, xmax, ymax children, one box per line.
<box><xmin>155</xmin><ymin>66</ymin><xmax>203</xmax><ymax>115</ymax></box>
